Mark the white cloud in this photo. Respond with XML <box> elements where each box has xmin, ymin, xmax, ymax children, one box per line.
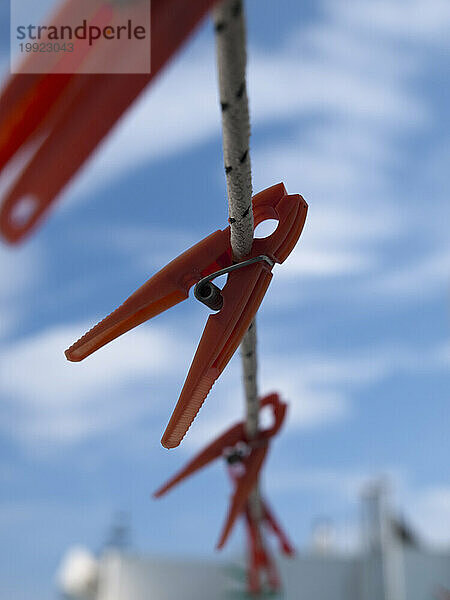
<box><xmin>330</xmin><ymin>0</ymin><xmax>450</xmax><ymax>43</ymax></box>
<box><xmin>182</xmin><ymin>340</ymin><xmax>448</xmax><ymax>452</ymax></box>
<box><xmin>409</xmin><ymin>486</ymin><xmax>450</xmax><ymax>547</ymax></box>
<box><xmin>2</xmin><ymin>316</ymin><xmax>444</xmax><ymax>453</ymax></box>
<box><xmin>0</xmin><ymin>239</ymin><xmax>44</xmax><ymax>338</ymax></box>
<box><xmin>76</xmin><ymin>223</ymin><xmax>198</xmax><ymax>274</ymax></box>
<box><xmin>267</xmin><ymin>467</ymin><xmax>404</xmax><ymax>554</ymax></box>
<box><xmin>248</xmin><ymin>3</ymin><xmax>448</xmax><ymax>300</ymax></box>
<box><xmin>361</xmin><ymin>246</ymin><xmax>450</xmax><ymax>299</ymax></box>
<box><xmin>273</xmin><ymin>197</ymin><xmax>399</xmax><ymax>280</ymax></box>
<box><xmin>62</xmin><ymin>47</ymin><xmax>220</xmax><ymax>205</ymax></box>
<box><xmin>60</xmin><ymin>0</ymin><xmax>430</xmax><ymax>207</ymax></box>
<box><xmin>438</xmin><ymin>343</ymin><xmax>450</xmax><ymax>366</ymax></box>
<box><xmin>270</xmin><ymin>463</ymin><xmax>450</xmax><ymax>549</ymax></box>
<box><xmin>0</xmin><ymin>321</ymin><xmax>188</xmax><ymax>446</ymax></box>
<box><xmin>265</xmin><ymin>341</ymin><xmax>447</xmax><ymax>436</ymax></box>
<box><xmin>271</xmin><ymin>466</ymin><xmax>371</xmax><ymax>499</ymax></box>
<box><xmin>0</xmin><ymin>128</ymin><xmax>46</xmax><ymax>338</ymax></box>
<box><xmin>183</xmin><ymin>375</ymin><xmax>348</xmax><ymax>452</ymax></box>
<box><xmin>180</xmin><ymin>351</ymin><xmax>362</xmax><ymax>452</ymax></box>
<box><xmin>246</xmin><ymin>11</ymin><xmax>428</xmax><ymax>289</ymax></box>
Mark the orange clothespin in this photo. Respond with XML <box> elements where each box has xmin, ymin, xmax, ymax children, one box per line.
<box><xmin>0</xmin><ymin>0</ymin><xmax>219</xmax><ymax>243</ymax></box>
<box><xmin>244</xmin><ymin>505</ymin><xmax>279</xmax><ymax>595</ymax></box>
<box><xmin>243</xmin><ymin>499</ymin><xmax>287</xmax><ymax>594</ymax></box>
<box><xmin>154</xmin><ymin>392</ymin><xmax>294</xmax><ymax>594</ymax></box>
<box><xmin>66</xmin><ymin>184</ymin><xmax>308</xmax><ymax>447</ymax></box>
<box><xmin>229</xmin><ymin>451</ymin><xmax>294</xmax><ymax>595</ymax></box>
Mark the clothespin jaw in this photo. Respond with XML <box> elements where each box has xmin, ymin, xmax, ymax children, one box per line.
<box><xmin>66</xmin><ymin>227</ymin><xmax>231</xmax><ymax>362</ymax></box>
<box><xmin>244</xmin><ymin>505</ymin><xmax>281</xmax><ymax>595</ymax></box>
<box><xmin>0</xmin><ymin>0</ymin><xmax>220</xmax><ymax>244</ymax></box>
<box><xmin>216</xmin><ymin>444</ymin><xmax>268</xmax><ymax>549</ymax></box>
<box><xmin>244</xmin><ymin>509</ymin><xmax>266</xmax><ymax>595</ymax></box>
<box><xmin>153</xmin><ymin>421</ymin><xmax>245</xmax><ymax>498</ymax></box>
<box><xmin>261</xmin><ymin>500</ymin><xmax>295</xmax><ymax>557</ymax></box>
<box><xmin>66</xmin><ymin>184</ymin><xmax>306</xmax><ymax>448</ymax></box>
<box><xmin>242</xmin><ymin>495</ymin><xmax>294</xmax><ymax>595</ymax></box>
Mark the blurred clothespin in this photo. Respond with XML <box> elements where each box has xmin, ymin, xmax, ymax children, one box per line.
<box><xmin>0</xmin><ymin>0</ymin><xmax>219</xmax><ymax>243</ymax></box>
<box><xmin>154</xmin><ymin>392</ymin><xmax>295</xmax><ymax>594</ymax></box>
<box><xmin>66</xmin><ymin>184</ymin><xmax>308</xmax><ymax>448</ymax></box>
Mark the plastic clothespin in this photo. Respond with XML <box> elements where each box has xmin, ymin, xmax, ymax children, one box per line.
<box><xmin>0</xmin><ymin>0</ymin><xmax>113</xmax><ymax>174</ymax></box>
<box><xmin>154</xmin><ymin>393</ymin><xmax>292</xmax><ymax>548</ymax></box>
<box><xmin>244</xmin><ymin>501</ymin><xmax>294</xmax><ymax>595</ymax></box>
<box><xmin>66</xmin><ymin>184</ymin><xmax>308</xmax><ymax>448</ymax></box>
<box><xmin>260</xmin><ymin>499</ymin><xmax>295</xmax><ymax>557</ymax></box>
<box><xmin>154</xmin><ymin>392</ymin><xmax>294</xmax><ymax>594</ymax></box>
<box><xmin>244</xmin><ymin>506</ymin><xmax>280</xmax><ymax>595</ymax></box>
<box><xmin>225</xmin><ymin>436</ymin><xmax>294</xmax><ymax>594</ymax></box>
<box><xmin>0</xmin><ymin>0</ymin><xmax>219</xmax><ymax>243</ymax></box>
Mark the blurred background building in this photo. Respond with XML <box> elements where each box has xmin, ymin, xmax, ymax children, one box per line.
<box><xmin>57</xmin><ymin>483</ymin><xmax>450</xmax><ymax>599</ymax></box>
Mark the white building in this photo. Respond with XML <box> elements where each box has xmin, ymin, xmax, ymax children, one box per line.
<box><xmin>58</xmin><ymin>484</ymin><xmax>450</xmax><ymax>600</ymax></box>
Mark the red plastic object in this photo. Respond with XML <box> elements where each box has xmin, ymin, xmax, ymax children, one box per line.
<box><xmin>65</xmin><ymin>184</ymin><xmax>308</xmax><ymax>448</ymax></box>
<box><xmin>0</xmin><ymin>0</ymin><xmax>95</xmax><ymax>173</ymax></box>
<box><xmin>154</xmin><ymin>392</ymin><xmax>294</xmax><ymax>594</ymax></box>
<box><xmin>154</xmin><ymin>393</ymin><xmax>285</xmax><ymax>498</ymax></box>
<box><xmin>244</xmin><ymin>504</ymin><xmax>281</xmax><ymax>595</ymax></box>
<box><xmin>0</xmin><ymin>0</ymin><xmax>219</xmax><ymax>244</ymax></box>
<box><xmin>230</xmin><ymin>459</ymin><xmax>292</xmax><ymax>594</ymax></box>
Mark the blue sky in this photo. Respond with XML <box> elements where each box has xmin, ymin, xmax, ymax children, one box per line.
<box><xmin>0</xmin><ymin>0</ymin><xmax>449</xmax><ymax>598</ymax></box>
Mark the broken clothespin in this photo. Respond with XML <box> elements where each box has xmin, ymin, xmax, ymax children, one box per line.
<box><xmin>154</xmin><ymin>392</ymin><xmax>294</xmax><ymax>594</ymax></box>
<box><xmin>0</xmin><ymin>0</ymin><xmax>219</xmax><ymax>244</ymax></box>
<box><xmin>66</xmin><ymin>184</ymin><xmax>308</xmax><ymax>448</ymax></box>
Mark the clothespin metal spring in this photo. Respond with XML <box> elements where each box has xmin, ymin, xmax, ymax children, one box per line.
<box><xmin>194</xmin><ymin>254</ymin><xmax>274</xmax><ymax>311</ymax></box>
